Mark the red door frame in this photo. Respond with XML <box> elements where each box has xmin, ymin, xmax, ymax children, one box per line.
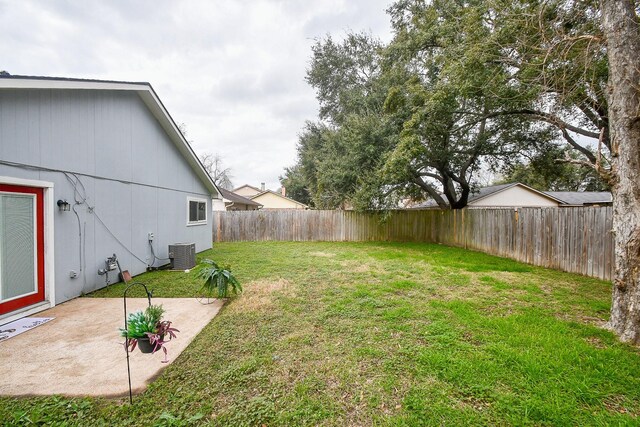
<box><xmin>0</xmin><ymin>184</ymin><xmax>45</xmax><ymax>315</ymax></box>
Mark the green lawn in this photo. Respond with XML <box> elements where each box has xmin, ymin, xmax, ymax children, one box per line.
<box><xmin>2</xmin><ymin>242</ymin><xmax>639</xmax><ymax>426</ymax></box>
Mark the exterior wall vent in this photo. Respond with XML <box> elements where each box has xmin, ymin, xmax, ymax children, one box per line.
<box><xmin>168</xmin><ymin>243</ymin><xmax>196</xmax><ymax>270</ymax></box>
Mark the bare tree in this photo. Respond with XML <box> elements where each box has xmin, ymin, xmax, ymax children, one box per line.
<box><xmin>601</xmin><ymin>0</ymin><xmax>640</xmax><ymax>343</ymax></box>
<box><xmin>176</xmin><ymin>122</ymin><xmax>235</xmax><ymax>190</ymax></box>
<box><xmin>199</xmin><ymin>152</ymin><xmax>234</xmax><ymax>190</ymax></box>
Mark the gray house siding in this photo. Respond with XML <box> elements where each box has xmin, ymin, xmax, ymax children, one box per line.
<box><xmin>0</xmin><ymin>89</ymin><xmax>213</xmax><ymax>305</ymax></box>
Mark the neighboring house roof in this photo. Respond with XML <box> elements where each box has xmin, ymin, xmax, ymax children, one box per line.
<box><xmin>0</xmin><ymin>75</ymin><xmax>220</xmax><ymax>198</ymax></box>
<box><xmin>250</xmin><ymin>190</ymin><xmax>308</xmax><ymax>208</ymax></box>
<box><xmin>467</xmin><ymin>182</ymin><xmax>565</xmax><ymax>205</ymax></box>
<box><xmin>544</xmin><ymin>191</ymin><xmax>612</xmax><ymax>205</ymax></box>
<box><xmin>410</xmin><ymin>182</ymin><xmax>610</xmax><ymax>208</ymax></box>
<box><xmin>219</xmin><ymin>188</ymin><xmax>262</xmax><ymax>207</ymax></box>
<box><xmin>233</xmin><ymin>184</ymin><xmax>262</xmax><ymax>193</ymax></box>
<box><xmin>411</xmin><ymin>183</ymin><xmax>554</xmax><ymax>208</ymax></box>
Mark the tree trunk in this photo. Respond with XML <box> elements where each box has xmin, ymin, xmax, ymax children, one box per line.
<box><xmin>602</xmin><ymin>0</ymin><xmax>640</xmax><ymax>343</ymax></box>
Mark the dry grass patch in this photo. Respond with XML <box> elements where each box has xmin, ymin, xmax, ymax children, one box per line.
<box><xmin>585</xmin><ymin>336</ymin><xmax>608</xmax><ymax>349</ymax></box>
<box><xmin>227</xmin><ymin>278</ymin><xmax>295</xmax><ymax>313</ymax></box>
<box><xmin>555</xmin><ymin>311</ymin><xmax>609</xmax><ymax>328</ymax></box>
<box><xmin>456</xmin><ymin>394</ymin><xmax>492</xmax><ymax>412</ymax></box>
<box><xmin>431</xmin><ymin>275</ymin><xmax>494</xmax><ymax>302</ymax></box>
<box><xmin>338</xmin><ymin>260</ymin><xmax>386</xmax><ymax>274</ymax></box>
<box><xmin>485</xmin><ymin>270</ymin><xmax>532</xmax><ymax>285</ymax></box>
<box><xmin>603</xmin><ymin>394</ymin><xmax>639</xmax><ymax>418</ymax></box>
<box><xmin>309</xmin><ymin>251</ymin><xmax>336</xmax><ymax>258</ymax></box>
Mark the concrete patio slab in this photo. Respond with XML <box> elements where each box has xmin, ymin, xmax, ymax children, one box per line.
<box><xmin>0</xmin><ymin>297</ymin><xmax>224</xmax><ymax>397</ymax></box>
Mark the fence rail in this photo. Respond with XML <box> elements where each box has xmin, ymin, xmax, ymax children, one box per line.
<box><xmin>213</xmin><ymin>207</ymin><xmax>614</xmax><ymax>281</ymax></box>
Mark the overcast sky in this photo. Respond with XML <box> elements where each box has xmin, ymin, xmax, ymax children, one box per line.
<box><xmin>0</xmin><ymin>0</ymin><xmax>393</xmax><ymax>190</ymax></box>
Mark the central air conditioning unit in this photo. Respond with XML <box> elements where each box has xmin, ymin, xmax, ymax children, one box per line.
<box><xmin>168</xmin><ymin>243</ymin><xmax>196</xmax><ymax>270</ymax></box>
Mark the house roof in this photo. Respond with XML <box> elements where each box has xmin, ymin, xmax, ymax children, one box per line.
<box><xmin>233</xmin><ymin>184</ymin><xmax>262</xmax><ymax>193</ymax></box>
<box><xmin>0</xmin><ymin>75</ymin><xmax>221</xmax><ymax>198</ymax></box>
<box><xmin>250</xmin><ymin>190</ymin><xmax>308</xmax><ymax>208</ymax></box>
<box><xmin>411</xmin><ymin>182</ymin><xmax>558</xmax><ymax>208</ymax></box>
<box><xmin>467</xmin><ymin>182</ymin><xmax>565</xmax><ymax>205</ymax></box>
<box><xmin>219</xmin><ymin>188</ymin><xmax>262</xmax><ymax>207</ymax></box>
<box><xmin>409</xmin><ymin>182</ymin><xmax>607</xmax><ymax>208</ymax></box>
<box><xmin>544</xmin><ymin>191</ymin><xmax>612</xmax><ymax>205</ymax></box>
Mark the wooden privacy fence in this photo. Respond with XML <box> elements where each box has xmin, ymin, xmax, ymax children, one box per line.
<box><xmin>213</xmin><ymin>207</ymin><xmax>614</xmax><ymax>281</ymax></box>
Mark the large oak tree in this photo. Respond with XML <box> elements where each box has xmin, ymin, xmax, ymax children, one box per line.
<box><xmin>286</xmin><ymin>0</ymin><xmax>640</xmax><ymax>340</ymax></box>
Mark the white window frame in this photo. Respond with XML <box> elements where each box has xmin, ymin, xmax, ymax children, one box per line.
<box><xmin>187</xmin><ymin>197</ymin><xmax>208</xmax><ymax>226</ymax></box>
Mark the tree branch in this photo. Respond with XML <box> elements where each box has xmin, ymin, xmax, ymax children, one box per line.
<box><xmin>417</xmin><ymin>172</ymin><xmax>444</xmax><ymax>182</ymax></box>
<box><xmin>558</xmin><ymin>151</ymin><xmax>596</xmax><ymax>169</ymax></box>
<box><xmin>412</xmin><ymin>176</ymin><xmax>448</xmax><ymax>209</ymax></box>
<box><xmin>457</xmin><ymin>109</ymin><xmax>601</xmax><ymax>139</ymax></box>
<box><xmin>559</xmin><ymin>127</ymin><xmax>597</xmax><ymax>164</ymax></box>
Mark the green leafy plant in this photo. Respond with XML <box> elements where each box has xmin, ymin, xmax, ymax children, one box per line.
<box><xmin>199</xmin><ymin>259</ymin><xmax>242</xmax><ymax>298</ymax></box>
<box><xmin>120</xmin><ymin>304</ymin><xmax>164</xmax><ymax>339</ymax></box>
<box><xmin>120</xmin><ymin>304</ymin><xmax>178</xmax><ymax>362</ymax></box>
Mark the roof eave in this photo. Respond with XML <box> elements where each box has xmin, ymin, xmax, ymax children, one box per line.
<box><xmin>0</xmin><ymin>75</ymin><xmax>220</xmax><ymax>198</ymax></box>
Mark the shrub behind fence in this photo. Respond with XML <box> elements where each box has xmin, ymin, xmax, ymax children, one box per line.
<box><xmin>213</xmin><ymin>207</ymin><xmax>614</xmax><ymax>281</ymax></box>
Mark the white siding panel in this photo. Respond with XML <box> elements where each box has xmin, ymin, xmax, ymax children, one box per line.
<box><xmin>93</xmin><ymin>91</ymin><xmax>133</xmax><ymax>182</ymax></box>
<box><xmin>131</xmin><ymin>184</ymin><xmax>157</xmax><ymax>266</ymax></box>
<box><xmin>26</xmin><ymin>91</ymin><xmax>42</xmax><ymax>167</ymax></box>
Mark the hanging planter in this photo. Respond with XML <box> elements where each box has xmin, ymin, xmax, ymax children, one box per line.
<box><xmin>121</xmin><ymin>282</ymin><xmax>182</xmax><ymax>404</ymax></box>
<box><xmin>120</xmin><ymin>304</ymin><xmax>179</xmax><ymax>361</ymax></box>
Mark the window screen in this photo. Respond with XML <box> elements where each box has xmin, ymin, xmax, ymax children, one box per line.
<box><xmin>0</xmin><ymin>194</ymin><xmax>36</xmax><ymax>302</ymax></box>
<box><xmin>197</xmin><ymin>201</ymin><xmax>206</xmax><ymax>221</ymax></box>
<box><xmin>188</xmin><ymin>199</ymin><xmax>207</xmax><ymax>224</ymax></box>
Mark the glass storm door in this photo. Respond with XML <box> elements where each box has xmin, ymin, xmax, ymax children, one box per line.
<box><xmin>0</xmin><ymin>184</ymin><xmax>45</xmax><ymax>315</ymax></box>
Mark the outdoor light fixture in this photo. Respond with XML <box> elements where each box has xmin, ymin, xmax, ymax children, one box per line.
<box><xmin>57</xmin><ymin>199</ymin><xmax>70</xmax><ymax>212</ymax></box>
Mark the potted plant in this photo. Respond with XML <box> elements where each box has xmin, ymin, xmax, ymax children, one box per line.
<box><xmin>198</xmin><ymin>259</ymin><xmax>242</xmax><ymax>302</ymax></box>
<box><xmin>120</xmin><ymin>304</ymin><xmax>179</xmax><ymax>363</ymax></box>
